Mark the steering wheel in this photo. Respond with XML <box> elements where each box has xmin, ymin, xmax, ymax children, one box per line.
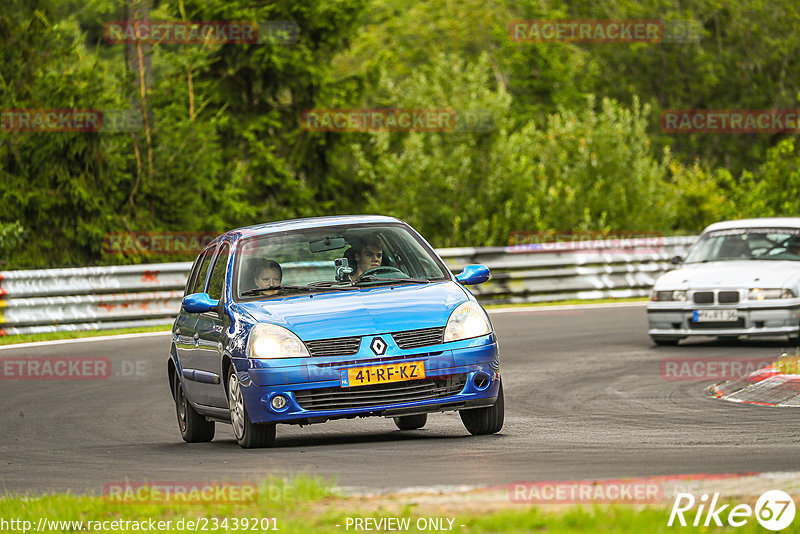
<box><xmin>356</xmin><ymin>266</ymin><xmax>408</xmax><ymax>279</ymax></box>
<box><xmin>752</xmin><ymin>237</ymin><xmax>792</xmax><ymax>258</ymax></box>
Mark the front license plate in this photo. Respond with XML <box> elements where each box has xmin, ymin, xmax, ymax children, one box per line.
<box><xmin>340</xmin><ymin>361</ymin><xmax>426</xmax><ymax>388</ymax></box>
<box><xmin>693</xmin><ymin>309</ymin><xmax>739</xmax><ymax>322</ymax></box>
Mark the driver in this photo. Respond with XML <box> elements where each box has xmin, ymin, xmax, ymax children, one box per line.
<box><xmin>350</xmin><ymin>236</ymin><xmax>383</xmax><ymax>280</ymax></box>
<box><xmin>246</xmin><ymin>258</ymin><xmax>282</xmax><ymax>293</ymax></box>
<box><xmin>787</xmin><ymin>236</ymin><xmax>800</xmax><ymax>256</ymax></box>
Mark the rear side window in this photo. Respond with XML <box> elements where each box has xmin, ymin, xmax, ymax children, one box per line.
<box><xmin>189</xmin><ymin>248</ymin><xmax>215</xmax><ymax>295</ymax></box>
<box><xmin>207</xmin><ymin>244</ymin><xmax>230</xmax><ymax>300</ymax></box>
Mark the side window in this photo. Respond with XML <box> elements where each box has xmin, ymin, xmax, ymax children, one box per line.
<box><xmin>189</xmin><ymin>248</ymin><xmax>215</xmax><ymax>295</ymax></box>
<box><xmin>207</xmin><ymin>244</ymin><xmax>230</xmax><ymax>301</ymax></box>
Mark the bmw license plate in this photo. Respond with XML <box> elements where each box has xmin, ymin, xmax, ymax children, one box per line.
<box><xmin>340</xmin><ymin>361</ymin><xmax>425</xmax><ymax>388</ymax></box>
<box><xmin>693</xmin><ymin>309</ymin><xmax>739</xmax><ymax>322</ymax></box>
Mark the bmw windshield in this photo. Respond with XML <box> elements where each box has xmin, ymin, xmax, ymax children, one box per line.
<box><xmin>234</xmin><ymin>223</ymin><xmax>451</xmax><ymax>300</ymax></box>
<box><xmin>685</xmin><ymin>227</ymin><xmax>800</xmax><ymax>263</ymax></box>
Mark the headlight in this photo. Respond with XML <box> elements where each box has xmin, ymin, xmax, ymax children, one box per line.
<box><xmin>651</xmin><ymin>290</ymin><xmax>687</xmax><ymax>302</ymax></box>
<box><xmin>748</xmin><ymin>288</ymin><xmax>795</xmax><ymax>300</ymax></box>
<box><xmin>444</xmin><ymin>301</ymin><xmax>491</xmax><ymax>342</ymax></box>
<box><xmin>247</xmin><ymin>323</ymin><xmax>310</xmax><ymax>359</ymax></box>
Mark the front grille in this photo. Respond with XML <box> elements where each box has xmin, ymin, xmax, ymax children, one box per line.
<box><xmin>305</xmin><ymin>336</ymin><xmax>361</xmax><ymax>357</ymax></box>
<box><xmin>693</xmin><ymin>291</ymin><xmax>714</xmax><ymax>304</ymax></box>
<box><xmin>391</xmin><ymin>327</ymin><xmax>445</xmax><ymax>349</ymax></box>
<box><xmin>718</xmin><ymin>291</ymin><xmax>740</xmax><ymax>304</ymax></box>
<box><xmin>294</xmin><ymin>374</ymin><xmax>468</xmax><ymax>411</ymax></box>
<box><xmin>314</xmin><ymin>352</ymin><xmax>441</xmax><ymax>369</ymax></box>
<box><xmin>689</xmin><ymin>318</ymin><xmax>745</xmax><ymax>329</ymax></box>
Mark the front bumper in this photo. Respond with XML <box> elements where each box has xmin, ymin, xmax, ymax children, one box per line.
<box><xmin>648</xmin><ymin>300</ymin><xmax>800</xmax><ymax>339</ymax></box>
<box><xmin>234</xmin><ymin>336</ymin><xmax>500</xmax><ymax>424</ymax></box>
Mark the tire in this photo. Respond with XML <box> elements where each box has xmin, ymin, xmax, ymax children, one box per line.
<box><xmin>460</xmin><ymin>380</ymin><xmax>504</xmax><ymax>435</ymax></box>
<box><xmin>174</xmin><ymin>373</ymin><xmax>215</xmax><ymax>443</ymax></box>
<box><xmin>652</xmin><ymin>336</ymin><xmax>681</xmax><ymax>346</ymax></box>
<box><xmin>227</xmin><ymin>370</ymin><xmax>276</xmax><ymax>449</ymax></box>
<box><xmin>394</xmin><ymin>414</ymin><xmax>427</xmax><ymax>430</ymax></box>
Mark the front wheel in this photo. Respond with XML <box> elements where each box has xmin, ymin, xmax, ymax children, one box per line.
<box><xmin>460</xmin><ymin>380</ymin><xmax>504</xmax><ymax>435</ymax></box>
<box><xmin>174</xmin><ymin>374</ymin><xmax>215</xmax><ymax>443</ymax></box>
<box><xmin>394</xmin><ymin>414</ymin><xmax>427</xmax><ymax>430</ymax></box>
<box><xmin>228</xmin><ymin>370</ymin><xmax>276</xmax><ymax>449</ymax></box>
<box><xmin>651</xmin><ymin>336</ymin><xmax>681</xmax><ymax>346</ymax></box>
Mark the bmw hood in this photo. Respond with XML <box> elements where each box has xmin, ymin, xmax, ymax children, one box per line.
<box><xmin>655</xmin><ymin>261</ymin><xmax>800</xmax><ymax>290</ymax></box>
<box><xmin>236</xmin><ymin>281</ymin><xmax>470</xmax><ymax>341</ymax></box>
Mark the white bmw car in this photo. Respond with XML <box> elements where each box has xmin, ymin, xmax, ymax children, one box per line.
<box><xmin>648</xmin><ymin>218</ymin><xmax>800</xmax><ymax>345</ymax></box>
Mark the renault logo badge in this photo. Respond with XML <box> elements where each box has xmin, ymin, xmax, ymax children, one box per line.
<box><xmin>370</xmin><ymin>337</ymin><xmax>387</xmax><ymax>355</ymax></box>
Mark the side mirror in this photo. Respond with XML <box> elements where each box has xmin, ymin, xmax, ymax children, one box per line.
<box><xmin>455</xmin><ymin>264</ymin><xmax>491</xmax><ymax>285</ymax></box>
<box><xmin>182</xmin><ymin>293</ymin><xmax>220</xmax><ymax>314</ymax></box>
<box><xmin>669</xmin><ymin>255</ymin><xmax>684</xmax><ymax>265</ymax></box>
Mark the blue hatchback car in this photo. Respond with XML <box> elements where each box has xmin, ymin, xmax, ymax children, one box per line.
<box><xmin>168</xmin><ymin>216</ymin><xmax>503</xmax><ymax>448</ymax></box>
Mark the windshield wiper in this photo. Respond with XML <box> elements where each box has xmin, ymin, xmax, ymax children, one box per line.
<box><xmin>241</xmin><ymin>283</ymin><xmax>359</xmax><ymax>296</ymax></box>
<box><xmin>353</xmin><ymin>277</ymin><xmax>430</xmax><ymax>286</ymax></box>
<box><xmin>306</xmin><ymin>280</ymin><xmax>355</xmax><ymax>288</ymax></box>
<box><xmin>240</xmin><ymin>285</ymin><xmax>313</xmax><ymax>296</ymax></box>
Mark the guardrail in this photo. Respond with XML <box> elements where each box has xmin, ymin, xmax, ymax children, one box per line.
<box><xmin>0</xmin><ymin>236</ymin><xmax>695</xmax><ymax>336</ymax></box>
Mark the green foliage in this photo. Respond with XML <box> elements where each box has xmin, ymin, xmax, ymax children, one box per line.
<box><xmin>665</xmin><ymin>157</ymin><xmax>737</xmax><ymax>232</ymax></box>
<box><xmin>354</xmin><ymin>53</ymin><xmax>674</xmax><ymax>247</ymax></box>
<box><xmin>5</xmin><ymin>0</ymin><xmax>800</xmax><ymax>267</ymax></box>
<box><xmin>735</xmin><ymin>137</ymin><xmax>800</xmax><ymax>218</ymax></box>
<box><xmin>0</xmin><ymin>221</ymin><xmax>25</xmax><ymax>265</ymax></box>
<box><xmin>1</xmin><ymin>0</ymin><xmax>369</xmax><ymax>268</ymax></box>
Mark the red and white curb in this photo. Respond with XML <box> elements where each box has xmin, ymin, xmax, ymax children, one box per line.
<box><xmin>710</xmin><ymin>365</ymin><xmax>800</xmax><ymax>407</ymax></box>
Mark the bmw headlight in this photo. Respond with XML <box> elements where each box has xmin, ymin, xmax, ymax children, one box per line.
<box><xmin>651</xmin><ymin>290</ymin><xmax>688</xmax><ymax>302</ymax></box>
<box><xmin>444</xmin><ymin>301</ymin><xmax>491</xmax><ymax>342</ymax></box>
<box><xmin>748</xmin><ymin>288</ymin><xmax>795</xmax><ymax>300</ymax></box>
<box><xmin>247</xmin><ymin>323</ymin><xmax>310</xmax><ymax>359</ymax></box>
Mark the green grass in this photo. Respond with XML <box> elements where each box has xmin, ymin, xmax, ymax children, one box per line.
<box><xmin>772</xmin><ymin>351</ymin><xmax>800</xmax><ymax>374</ymax></box>
<box><xmin>0</xmin><ymin>324</ymin><xmax>172</xmax><ymax>346</ymax></box>
<box><xmin>1</xmin><ymin>477</ymin><xmax>790</xmax><ymax>533</ymax></box>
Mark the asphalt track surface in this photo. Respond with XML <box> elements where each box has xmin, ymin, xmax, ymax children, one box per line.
<box><xmin>3</xmin><ymin>303</ymin><xmax>800</xmax><ymax>495</ymax></box>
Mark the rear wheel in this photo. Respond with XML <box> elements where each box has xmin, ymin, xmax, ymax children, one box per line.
<box><xmin>393</xmin><ymin>414</ymin><xmax>427</xmax><ymax>430</ymax></box>
<box><xmin>227</xmin><ymin>370</ymin><xmax>276</xmax><ymax>449</ymax></box>
<box><xmin>460</xmin><ymin>380</ymin><xmax>504</xmax><ymax>435</ymax></box>
<box><xmin>174</xmin><ymin>374</ymin><xmax>215</xmax><ymax>443</ymax></box>
<box><xmin>651</xmin><ymin>336</ymin><xmax>681</xmax><ymax>346</ymax></box>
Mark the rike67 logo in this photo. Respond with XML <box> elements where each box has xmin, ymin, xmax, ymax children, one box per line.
<box><xmin>668</xmin><ymin>490</ymin><xmax>795</xmax><ymax>530</ymax></box>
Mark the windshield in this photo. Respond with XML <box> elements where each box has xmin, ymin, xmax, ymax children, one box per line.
<box><xmin>233</xmin><ymin>223</ymin><xmax>450</xmax><ymax>300</ymax></box>
<box><xmin>684</xmin><ymin>227</ymin><xmax>800</xmax><ymax>263</ymax></box>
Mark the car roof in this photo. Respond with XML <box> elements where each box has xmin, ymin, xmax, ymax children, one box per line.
<box><xmin>224</xmin><ymin>215</ymin><xmax>405</xmax><ymax>240</ymax></box>
<box><xmin>702</xmin><ymin>217</ymin><xmax>800</xmax><ymax>233</ymax></box>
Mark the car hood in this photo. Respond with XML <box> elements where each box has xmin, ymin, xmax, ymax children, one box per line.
<box><xmin>656</xmin><ymin>260</ymin><xmax>800</xmax><ymax>289</ymax></box>
<box><xmin>237</xmin><ymin>281</ymin><xmax>469</xmax><ymax>340</ymax></box>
